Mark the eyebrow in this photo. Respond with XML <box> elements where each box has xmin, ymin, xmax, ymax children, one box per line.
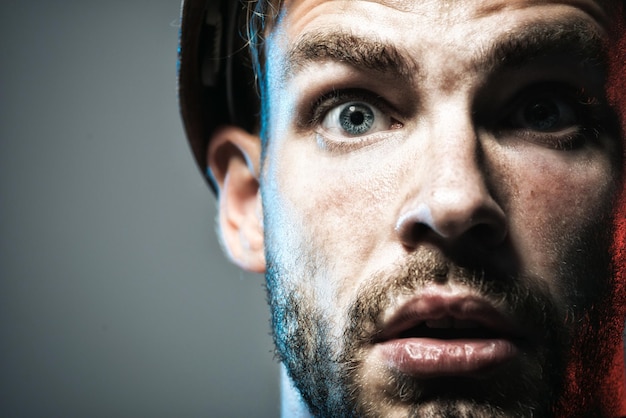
<box><xmin>284</xmin><ymin>31</ymin><xmax>417</xmax><ymax>81</ymax></box>
<box><xmin>478</xmin><ymin>18</ymin><xmax>605</xmax><ymax>74</ymax></box>
<box><xmin>282</xmin><ymin>16</ymin><xmax>605</xmax><ymax>82</ymax></box>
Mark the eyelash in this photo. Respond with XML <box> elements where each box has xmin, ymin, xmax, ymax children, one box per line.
<box><xmin>300</xmin><ymin>89</ymin><xmax>401</xmax><ymax>150</ymax></box>
<box><xmin>302</xmin><ymin>84</ymin><xmax>612</xmax><ymax>152</ymax></box>
<box><xmin>495</xmin><ymin>84</ymin><xmax>609</xmax><ymax>150</ymax></box>
<box><xmin>307</xmin><ymin>89</ymin><xmax>392</xmax><ymax>127</ymax></box>
<box><xmin>512</xmin><ymin>128</ymin><xmax>599</xmax><ymax>150</ymax></box>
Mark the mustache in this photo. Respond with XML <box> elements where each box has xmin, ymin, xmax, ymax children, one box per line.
<box><xmin>343</xmin><ymin>247</ymin><xmax>565</xmax><ymax>348</ymax></box>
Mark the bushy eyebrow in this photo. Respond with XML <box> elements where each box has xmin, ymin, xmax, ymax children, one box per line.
<box><xmin>479</xmin><ymin>18</ymin><xmax>605</xmax><ymax>74</ymax></box>
<box><xmin>284</xmin><ymin>31</ymin><xmax>417</xmax><ymax>80</ymax></box>
<box><xmin>281</xmin><ymin>16</ymin><xmax>605</xmax><ymax>82</ymax></box>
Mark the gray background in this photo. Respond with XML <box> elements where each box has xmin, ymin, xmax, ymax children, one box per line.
<box><xmin>0</xmin><ymin>1</ymin><xmax>279</xmax><ymax>417</ymax></box>
<box><xmin>2</xmin><ymin>2</ymin><xmax>626</xmax><ymax>418</ymax></box>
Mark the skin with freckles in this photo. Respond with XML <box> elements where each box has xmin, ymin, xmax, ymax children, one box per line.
<box><xmin>208</xmin><ymin>0</ymin><xmax>625</xmax><ymax>416</ymax></box>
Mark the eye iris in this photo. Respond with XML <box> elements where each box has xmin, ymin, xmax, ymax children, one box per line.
<box><xmin>339</xmin><ymin>104</ymin><xmax>374</xmax><ymax>135</ymax></box>
<box><xmin>524</xmin><ymin>99</ymin><xmax>560</xmax><ymax>131</ymax></box>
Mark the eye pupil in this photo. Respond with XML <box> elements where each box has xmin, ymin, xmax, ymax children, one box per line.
<box><xmin>339</xmin><ymin>103</ymin><xmax>374</xmax><ymax>135</ymax></box>
<box><xmin>524</xmin><ymin>99</ymin><xmax>560</xmax><ymax>131</ymax></box>
<box><xmin>350</xmin><ymin>109</ymin><xmax>365</xmax><ymax>125</ymax></box>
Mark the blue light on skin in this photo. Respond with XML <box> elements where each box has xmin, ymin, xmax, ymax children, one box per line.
<box><xmin>395</xmin><ymin>203</ymin><xmax>447</xmax><ymax>238</ymax></box>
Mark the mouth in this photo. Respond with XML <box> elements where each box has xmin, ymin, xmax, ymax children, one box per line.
<box><xmin>395</xmin><ymin>318</ymin><xmax>507</xmax><ymax>340</ymax></box>
<box><xmin>374</xmin><ymin>291</ymin><xmax>524</xmax><ymax>378</ymax></box>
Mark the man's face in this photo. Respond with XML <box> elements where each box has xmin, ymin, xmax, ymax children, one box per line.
<box><xmin>258</xmin><ymin>0</ymin><xmax>621</xmax><ymax>416</ymax></box>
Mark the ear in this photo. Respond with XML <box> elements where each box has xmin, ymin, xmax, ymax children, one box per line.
<box><xmin>207</xmin><ymin>125</ymin><xmax>265</xmax><ymax>273</ymax></box>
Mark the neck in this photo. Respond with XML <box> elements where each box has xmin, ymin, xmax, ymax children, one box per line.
<box><xmin>280</xmin><ymin>364</ymin><xmax>313</xmax><ymax>418</ymax></box>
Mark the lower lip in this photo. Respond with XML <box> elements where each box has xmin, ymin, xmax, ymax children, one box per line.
<box><xmin>377</xmin><ymin>338</ymin><xmax>518</xmax><ymax>377</ymax></box>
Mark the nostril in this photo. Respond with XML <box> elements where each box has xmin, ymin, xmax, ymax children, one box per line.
<box><xmin>395</xmin><ymin>201</ymin><xmax>507</xmax><ymax>249</ymax></box>
<box><xmin>402</xmin><ymin>223</ymin><xmax>430</xmax><ymax>248</ymax></box>
<box><xmin>467</xmin><ymin>222</ymin><xmax>507</xmax><ymax>249</ymax></box>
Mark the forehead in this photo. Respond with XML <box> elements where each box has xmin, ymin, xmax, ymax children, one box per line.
<box><xmin>272</xmin><ymin>0</ymin><xmax>609</xmax><ymax>43</ymax></box>
<box><xmin>266</xmin><ymin>0</ymin><xmax>609</xmax><ymax>89</ymax></box>
<box><xmin>279</xmin><ymin>0</ymin><xmax>609</xmax><ymax>19</ymax></box>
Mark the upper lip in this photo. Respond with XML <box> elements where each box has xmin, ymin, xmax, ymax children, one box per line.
<box><xmin>374</xmin><ymin>290</ymin><xmax>524</xmax><ymax>343</ymax></box>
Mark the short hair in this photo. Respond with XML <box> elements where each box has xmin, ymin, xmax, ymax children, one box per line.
<box><xmin>242</xmin><ymin>0</ymin><xmax>282</xmax><ymax>144</ymax></box>
<box><xmin>244</xmin><ymin>0</ymin><xmax>282</xmax><ymax>76</ymax></box>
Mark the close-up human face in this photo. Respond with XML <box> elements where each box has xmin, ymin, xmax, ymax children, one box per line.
<box><xmin>259</xmin><ymin>0</ymin><xmax>621</xmax><ymax>416</ymax></box>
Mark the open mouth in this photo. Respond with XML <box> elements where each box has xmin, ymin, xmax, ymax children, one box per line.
<box><xmin>374</xmin><ymin>293</ymin><xmax>523</xmax><ymax>377</ymax></box>
<box><xmin>396</xmin><ymin>318</ymin><xmax>506</xmax><ymax>340</ymax></box>
<box><xmin>375</xmin><ymin>292</ymin><xmax>521</xmax><ymax>343</ymax></box>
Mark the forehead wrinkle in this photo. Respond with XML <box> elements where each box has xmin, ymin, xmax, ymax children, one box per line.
<box><xmin>474</xmin><ymin>0</ymin><xmax>612</xmax><ymax>28</ymax></box>
<box><xmin>283</xmin><ymin>31</ymin><xmax>418</xmax><ymax>82</ymax></box>
<box><xmin>471</xmin><ymin>16</ymin><xmax>605</xmax><ymax>75</ymax></box>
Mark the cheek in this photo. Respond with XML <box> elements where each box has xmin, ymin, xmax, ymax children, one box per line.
<box><xmin>264</xmin><ymin>141</ymin><xmax>399</xmax><ymax>296</ymax></box>
<box><xmin>500</xmin><ymin>151</ymin><xmax>617</xmax><ymax>288</ymax></box>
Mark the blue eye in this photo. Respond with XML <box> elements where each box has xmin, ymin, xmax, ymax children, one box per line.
<box><xmin>519</xmin><ymin>96</ymin><xmax>576</xmax><ymax>132</ymax></box>
<box><xmin>321</xmin><ymin>101</ymin><xmax>392</xmax><ymax>137</ymax></box>
<box><xmin>338</xmin><ymin>103</ymin><xmax>375</xmax><ymax>135</ymax></box>
<box><xmin>497</xmin><ymin>84</ymin><xmax>608</xmax><ymax>150</ymax></box>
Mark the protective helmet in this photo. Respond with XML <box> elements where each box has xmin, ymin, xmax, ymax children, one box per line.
<box><xmin>178</xmin><ymin>0</ymin><xmax>258</xmax><ymax>191</ymax></box>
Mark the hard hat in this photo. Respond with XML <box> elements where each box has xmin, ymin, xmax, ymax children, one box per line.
<box><xmin>178</xmin><ymin>0</ymin><xmax>259</xmax><ymax>191</ymax></box>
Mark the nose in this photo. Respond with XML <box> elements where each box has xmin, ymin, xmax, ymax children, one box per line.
<box><xmin>395</xmin><ymin>124</ymin><xmax>507</xmax><ymax>249</ymax></box>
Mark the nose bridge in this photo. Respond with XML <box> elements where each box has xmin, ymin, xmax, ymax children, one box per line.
<box><xmin>396</xmin><ymin>106</ymin><xmax>506</xmax><ymax>246</ymax></box>
<box><xmin>426</xmin><ymin>118</ymin><xmax>486</xmax><ymax>218</ymax></box>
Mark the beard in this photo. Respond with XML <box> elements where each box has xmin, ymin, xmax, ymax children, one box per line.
<box><xmin>263</xmin><ymin>219</ymin><xmax>615</xmax><ymax>418</ymax></box>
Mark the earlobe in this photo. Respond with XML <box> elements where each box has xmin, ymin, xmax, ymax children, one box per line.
<box><xmin>207</xmin><ymin>126</ymin><xmax>265</xmax><ymax>273</ymax></box>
